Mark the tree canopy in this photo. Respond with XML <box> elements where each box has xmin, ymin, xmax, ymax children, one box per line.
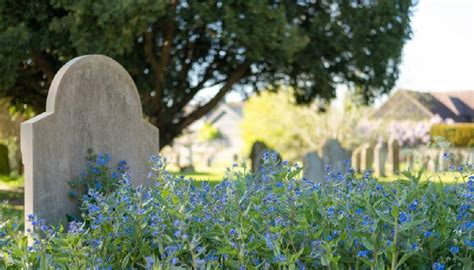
<box><xmin>0</xmin><ymin>0</ymin><xmax>414</xmax><ymax>148</ymax></box>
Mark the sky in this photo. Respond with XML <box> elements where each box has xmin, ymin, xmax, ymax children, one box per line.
<box><xmin>209</xmin><ymin>0</ymin><xmax>474</xmax><ymax>105</ymax></box>
<box><xmin>395</xmin><ymin>0</ymin><xmax>474</xmax><ymax>92</ymax></box>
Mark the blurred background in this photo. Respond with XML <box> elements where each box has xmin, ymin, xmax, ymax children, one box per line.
<box><xmin>0</xmin><ymin>0</ymin><xmax>472</xmax><ymax>187</ymax></box>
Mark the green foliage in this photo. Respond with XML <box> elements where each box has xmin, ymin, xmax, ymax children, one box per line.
<box><xmin>430</xmin><ymin>123</ymin><xmax>474</xmax><ymax>147</ymax></box>
<box><xmin>197</xmin><ymin>122</ymin><xmax>221</xmax><ymax>143</ymax></box>
<box><xmin>241</xmin><ymin>88</ymin><xmax>370</xmax><ymax>160</ymax></box>
<box><xmin>0</xmin><ymin>0</ymin><xmax>415</xmax><ymax>147</ymax></box>
<box><xmin>0</xmin><ymin>153</ymin><xmax>472</xmax><ymax>269</ymax></box>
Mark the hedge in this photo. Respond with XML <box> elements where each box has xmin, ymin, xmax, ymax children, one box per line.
<box><xmin>430</xmin><ymin>123</ymin><xmax>474</xmax><ymax>147</ymax></box>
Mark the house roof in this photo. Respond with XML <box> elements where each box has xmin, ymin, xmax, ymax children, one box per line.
<box><xmin>206</xmin><ymin>102</ymin><xmax>243</xmax><ymax>123</ymax></box>
<box><xmin>374</xmin><ymin>89</ymin><xmax>474</xmax><ymax>122</ymax></box>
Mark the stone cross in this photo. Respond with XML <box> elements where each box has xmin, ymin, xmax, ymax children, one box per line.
<box><xmin>302</xmin><ymin>151</ymin><xmax>323</xmax><ymax>182</ymax></box>
<box><xmin>373</xmin><ymin>142</ymin><xmax>386</xmax><ymax>177</ymax></box>
<box><xmin>0</xmin><ymin>144</ymin><xmax>10</xmax><ymax>175</ymax></box>
<box><xmin>360</xmin><ymin>143</ymin><xmax>374</xmax><ymax>172</ymax></box>
<box><xmin>386</xmin><ymin>138</ymin><xmax>400</xmax><ymax>175</ymax></box>
<box><xmin>21</xmin><ymin>55</ymin><xmax>160</xmax><ymax>228</ymax></box>
<box><xmin>322</xmin><ymin>139</ymin><xmax>349</xmax><ymax>173</ymax></box>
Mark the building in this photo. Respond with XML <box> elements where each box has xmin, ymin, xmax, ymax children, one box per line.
<box><xmin>163</xmin><ymin>102</ymin><xmax>245</xmax><ymax>169</ymax></box>
<box><xmin>374</xmin><ymin>90</ymin><xmax>474</xmax><ymax>122</ymax></box>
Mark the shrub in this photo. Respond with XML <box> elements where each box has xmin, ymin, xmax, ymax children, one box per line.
<box><xmin>0</xmin><ymin>153</ymin><xmax>473</xmax><ymax>269</ymax></box>
<box><xmin>430</xmin><ymin>123</ymin><xmax>474</xmax><ymax>147</ymax></box>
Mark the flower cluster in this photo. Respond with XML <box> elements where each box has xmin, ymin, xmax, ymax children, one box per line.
<box><xmin>0</xmin><ymin>152</ymin><xmax>472</xmax><ymax>269</ymax></box>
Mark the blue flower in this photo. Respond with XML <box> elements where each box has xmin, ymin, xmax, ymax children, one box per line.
<box><xmin>408</xmin><ymin>199</ymin><xmax>418</xmax><ymax>211</ymax></box>
<box><xmin>432</xmin><ymin>262</ymin><xmax>445</xmax><ymax>270</ymax></box>
<box><xmin>145</xmin><ymin>256</ymin><xmax>154</xmax><ymax>269</ymax></box>
<box><xmin>171</xmin><ymin>257</ymin><xmax>178</xmax><ymax>265</ymax></box>
<box><xmin>264</xmin><ymin>233</ymin><xmax>274</xmax><ymax>249</ymax></box>
<box><xmin>399</xmin><ymin>212</ymin><xmax>409</xmax><ymax>224</ymax></box>
<box><xmin>442</xmin><ymin>152</ymin><xmax>449</xmax><ymax>160</ymax></box>
<box><xmin>357</xmin><ymin>250</ymin><xmax>369</xmax><ymax>257</ymax></box>
<box><xmin>96</xmin><ymin>154</ymin><xmax>111</xmax><ymax>167</ymax></box>
<box><xmin>325</xmin><ymin>164</ymin><xmax>331</xmax><ymax>172</ymax></box>
<box><xmin>424</xmin><ymin>231</ymin><xmax>433</xmax><ymax>238</ymax></box>
<box><xmin>91</xmin><ymin>167</ymin><xmax>101</xmax><ymax>175</ymax></box>
<box><xmin>450</xmin><ymin>246</ymin><xmax>459</xmax><ymax>254</ymax></box>
<box><xmin>117</xmin><ymin>160</ymin><xmax>129</xmax><ymax>172</ymax></box>
<box><xmin>327</xmin><ymin>207</ymin><xmax>335</xmax><ymax>217</ymax></box>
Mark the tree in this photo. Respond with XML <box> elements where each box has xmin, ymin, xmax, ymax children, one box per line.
<box><xmin>0</xmin><ymin>0</ymin><xmax>414</xmax><ymax>148</ymax></box>
<box><xmin>241</xmin><ymin>88</ymin><xmax>371</xmax><ymax>160</ymax></box>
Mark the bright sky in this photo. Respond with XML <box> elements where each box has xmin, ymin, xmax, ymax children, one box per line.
<box><xmin>395</xmin><ymin>0</ymin><xmax>474</xmax><ymax>92</ymax></box>
<box><xmin>217</xmin><ymin>0</ymin><xmax>474</xmax><ymax>105</ymax></box>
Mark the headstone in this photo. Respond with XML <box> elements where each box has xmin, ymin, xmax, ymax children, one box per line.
<box><xmin>373</xmin><ymin>142</ymin><xmax>386</xmax><ymax>177</ymax></box>
<box><xmin>386</xmin><ymin>138</ymin><xmax>400</xmax><ymax>175</ymax></box>
<box><xmin>250</xmin><ymin>141</ymin><xmax>281</xmax><ymax>173</ymax></box>
<box><xmin>322</xmin><ymin>139</ymin><xmax>350</xmax><ymax>172</ymax></box>
<box><xmin>302</xmin><ymin>151</ymin><xmax>324</xmax><ymax>182</ymax></box>
<box><xmin>250</xmin><ymin>141</ymin><xmax>268</xmax><ymax>172</ymax></box>
<box><xmin>360</xmin><ymin>143</ymin><xmax>374</xmax><ymax>172</ymax></box>
<box><xmin>0</xmin><ymin>144</ymin><xmax>10</xmax><ymax>175</ymax></box>
<box><xmin>427</xmin><ymin>152</ymin><xmax>439</xmax><ymax>172</ymax></box>
<box><xmin>21</xmin><ymin>55</ymin><xmax>160</xmax><ymax>228</ymax></box>
<box><xmin>438</xmin><ymin>150</ymin><xmax>449</xmax><ymax>171</ymax></box>
<box><xmin>467</xmin><ymin>150</ymin><xmax>474</xmax><ymax>165</ymax></box>
<box><xmin>351</xmin><ymin>146</ymin><xmax>362</xmax><ymax>173</ymax></box>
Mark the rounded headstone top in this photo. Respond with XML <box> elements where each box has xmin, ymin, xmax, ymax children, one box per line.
<box><xmin>46</xmin><ymin>55</ymin><xmax>142</xmax><ymax>117</ymax></box>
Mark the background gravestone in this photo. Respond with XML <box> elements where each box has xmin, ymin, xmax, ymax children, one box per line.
<box><xmin>427</xmin><ymin>152</ymin><xmax>439</xmax><ymax>172</ymax></box>
<box><xmin>250</xmin><ymin>141</ymin><xmax>268</xmax><ymax>172</ymax></box>
<box><xmin>302</xmin><ymin>151</ymin><xmax>323</xmax><ymax>182</ymax></box>
<box><xmin>322</xmin><ymin>139</ymin><xmax>349</xmax><ymax>172</ymax></box>
<box><xmin>0</xmin><ymin>144</ymin><xmax>10</xmax><ymax>175</ymax></box>
<box><xmin>351</xmin><ymin>146</ymin><xmax>362</xmax><ymax>173</ymax></box>
<box><xmin>21</xmin><ymin>55</ymin><xmax>160</xmax><ymax>228</ymax></box>
<box><xmin>438</xmin><ymin>150</ymin><xmax>449</xmax><ymax>171</ymax></box>
<box><xmin>386</xmin><ymin>138</ymin><xmax>400</xmax><ymax>175</ymax></box>
<box><xmin>360</xmin><ymin>143</ymin><xmax>374</xmax><ymax>172</ymax></box>
<box><xmin>373</xmin><ymin>142</ymin><xmax>386</xmax><ymax>177</ymax></box>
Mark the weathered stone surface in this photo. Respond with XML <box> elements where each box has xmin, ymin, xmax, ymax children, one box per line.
<box><xmin>351</xmin><ymin>146</ymin><xmax>362</xmax><ymax>173</ymax></box>
<box><xmin>386</xmin><ymin>138</ymin><xmax>400</xmax><ymax>175</ymax></box>
<box><xmin>322</xmin><ymin>139</ymin><xmax>349</xmax><ymax>172</ymax></box>
<box><xmin>0</xmin><ymin>144</ymin><xmax>10</xmax><ymax>175</ymax></box>
<box><xmin>21</xmin><ymin>55</ymin><xmax>160</xmax><ymax>228</ymax></box>
<box><xmin>360</xmin><ymin>143</ymin><xmax>374</xmax><ymax>172</ymax></box>
<box><xmin>302</xmin><ymin>151</ymin><xmax>323</xmax><ymax>182</ymax></box>
<box><xmin>373</xmin><ymin>142</ymin><xmax>386</xmax><ymax>177</ymax></box>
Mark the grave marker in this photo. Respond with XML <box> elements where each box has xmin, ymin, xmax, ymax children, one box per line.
<box><xmin>387</xmin><ymin>138</ymin><xmax>400</xmax><ymax>175</ymax></box>
<box><xmin>360</xmin><ymin>143</ymin><xmax>374</xmax><ymax>172</ymax></box>
<box><xmin>351</xmin><ymin>146</ymin><xmax>362</xmax><ymax>173</ymax></box>
<box><xmin>322</xmin><ymin>139</ymin><xmax>349</xmax><ymax>172</ymax></box>
<box><xmin>302</xmin><ymin>151</ymin><xmax>324</xmax><ymax>182</ymax></box>
<box><xmin>21</xmin><ymin>55</ymin><xmax>160</xmax><ymax>228</ymax></box>
<box><xmin>373</xmin><ymin>142</ymin><xmax>386</xmax><ymax>177</ymax></box>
